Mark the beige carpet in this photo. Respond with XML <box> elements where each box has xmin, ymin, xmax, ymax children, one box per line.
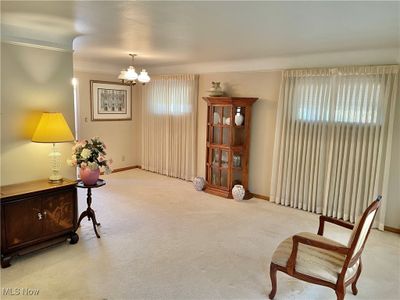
<box><xmin>1</xmin><ymin>169</ymin><xmax>399</xmax><ymax>300</ymax></box>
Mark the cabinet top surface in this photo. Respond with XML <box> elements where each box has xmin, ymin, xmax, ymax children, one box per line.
<box><xmin>1</xmin><ymin>179</ymin><xmax>77</xmax><ymax>199</ymax></box>
<box><xmin>203</xmin><ymin>97</ymin><xmax>258</xmax><ymax>104</ymax></box>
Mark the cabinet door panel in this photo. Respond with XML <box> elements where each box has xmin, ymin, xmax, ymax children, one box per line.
<box><xmin>4</xmin><ymin>197</ymin><xmax>43</xmax><ymax>247</ymax></box>
<box><xmin>42</xmin><ymin>191</ymin><xmax>74</xmax><ymax>235</ymax></box>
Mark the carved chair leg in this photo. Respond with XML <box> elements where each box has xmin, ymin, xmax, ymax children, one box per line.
<box><xmin>352</xmin><ymin>260</ymin><xmax>363</xmax><ymax>295</ymax></box>
<box><xmin>269</xmin><ymin>263</ymin><xmax>278</xmax><ymax>299</ymax></box>
<box><xmin>335</xmin><ymin>281</ymin><xmax>345</xmax><ymax>300</ymax></box>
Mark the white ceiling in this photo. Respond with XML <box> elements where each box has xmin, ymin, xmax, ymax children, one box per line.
<box><xmin>2</xmin><ymin>1</ymin><xmax>399</xmax><ymax>74</ymax></box>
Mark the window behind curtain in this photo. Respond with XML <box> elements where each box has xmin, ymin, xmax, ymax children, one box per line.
<box><xmin>141</xmin><ymin>74</ymin><xmax>198</xmax><ymax>181</ymax></box>
<box><xmin>148</xmin><ymin>78</ymin><xmax>194</xmax><ymax>116</ymax></box>
<box><xmin>294</xmin><ymin>73</ymin><xmax>382</xmax><ymax>124</ymax></box>
<box><xmin>271</xmin><ymin>65</ymin><xmax>399</xmax><ymax>228</ymax></box>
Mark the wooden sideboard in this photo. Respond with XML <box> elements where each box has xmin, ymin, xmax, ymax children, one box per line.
<box><xmin>1</xmin><ymin>179</ymin><xmax>79</xmax><ymax>268</ymax></box>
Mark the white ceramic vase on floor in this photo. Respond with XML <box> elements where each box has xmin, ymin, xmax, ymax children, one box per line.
<box><xmin>232</xmin><ymin>184</ymin><xmax>245</xmax><ymax>200</ymax></box>
<box><xmin>193</xmin><ymin>177</ymin><xmax>205</xmax><ymax>191</ymax></box>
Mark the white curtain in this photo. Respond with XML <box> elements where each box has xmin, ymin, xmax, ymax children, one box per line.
<box><xmin>141</xmin><ymin>74</ymin><xmax>198</xmax><ymax>180</ymax></box>
<box><xmin>270</xmin><ymin>65</ymin><xmax>399</xmax><ymax>229</ymax></box>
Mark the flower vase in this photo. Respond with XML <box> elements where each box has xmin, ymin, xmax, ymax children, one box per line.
<box><xmin>193</xmin><ymin>176</ymin><xmax>205</xmax><ymax>191</ymax></box>
<box><xmin>235</xmin><ymin>107</ymin><xmax>244</xmax><ymax>126</ymax></box>
<box><xmin>232</xmin><ymin>184</ymin><xmax>245</xmax><ymax>201</ymax></box>
<box><xmin>80</xmin><ymin>168</ymin><xmax>100</xmax><ymax>186</ymax></box>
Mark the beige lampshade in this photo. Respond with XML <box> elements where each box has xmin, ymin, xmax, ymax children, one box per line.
<box><xmin>32</xmin><ymin>112</ymin><xmax>74</xmax><ymax>143</ymax></box>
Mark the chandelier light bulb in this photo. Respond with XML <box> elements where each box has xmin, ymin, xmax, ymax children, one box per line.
<box><xmin>138</xmin><ymin>69</ymin><xmax>150</xmax><ymax>83</ymax></box>
<box><xmin>125</xmin><ymin>66</ymin><xmax>138</xmax><ymax>81</ymax></box>
<box><xmin>118</xmin><ymin>70</ymin><xmax>127</xmax><ymax>80</ymax></box>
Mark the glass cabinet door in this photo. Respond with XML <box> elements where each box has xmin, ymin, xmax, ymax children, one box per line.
<box><xmin>208</xmin><ymin>147</ymin><xmax>230</xmax><ymax>189</ymax></box>
<box><xmin>211</xmin><ymin>105</ymin><xmax>233</xmax><ymax>146</ymax></box>
<box><xmin>212</xmin><ymin>127</ymin><xmax>221</xmax><ymax>144</ymax></box>
<box><xmin>231</xmin><ymin>152</ymin><xmax>243</xmax><ymax>186</ymax></box>
<box><xmin>222</xmin><ymin>106</ymin><xmax>231</xmax><ymax>125</ymax></box>
<box><xmin>221</xmin><ymin>150</ymin><xmax>229</xmax><ymax>167</ymax></box>
<box><xmin>212</xmin><ymin>148</ymin><xmax>219</xmax><ymax>166</ymax></box>
<box><xmin>221</xmin><ymin>168</ymin><xmax>228</xmax><ymax>187</ymax></box>
<box><xmin>211</xmin><ymin>166</ymin><xmax>219</xmax><ymax>186</ymax></box>
<box><xmin>212</xmin><ymin>106</ymin><xmax>222</xmax><ymax>125</ymax></box>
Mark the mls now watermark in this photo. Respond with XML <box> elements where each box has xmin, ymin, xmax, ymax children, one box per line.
<box><xmin>2</xmin><ymin>288</ymin><xmax>40</xmax><ymax>296</ymax></box>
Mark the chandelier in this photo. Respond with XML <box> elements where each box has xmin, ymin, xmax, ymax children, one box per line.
<box><xmin>118</xmin><ymin>54</ymin><xmax>150</xmax><ymax>85</ymax></box>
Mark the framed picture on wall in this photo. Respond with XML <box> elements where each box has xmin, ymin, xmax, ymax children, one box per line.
<box><xmin>90</xmin><ymin>80</ymin><xmax>132</xmax><ymax>121</ymax></box>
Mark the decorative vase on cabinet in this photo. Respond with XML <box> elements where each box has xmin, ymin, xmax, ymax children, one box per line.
<box><xmin>203</xmin><ymin>97</ymin><xmax>258</xmax><ymax>199</ymax></box>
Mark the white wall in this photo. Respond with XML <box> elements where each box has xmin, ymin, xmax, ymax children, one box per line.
<box><xmin>1</xmin><ymin>42</ymin><xmax>75</xmax><ymax>185</ymax></box>
<box><xmin>74</xmin><ymin>71</ymin><xmax>141</xmax><ymax>170</ymax></box>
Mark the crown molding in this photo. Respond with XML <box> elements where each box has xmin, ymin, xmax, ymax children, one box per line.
<box><xmin>146</xmin><ymin>48</ymin><xmax>400</xmax><ymax>75</ymax></box>
<box><xmin>1</xmin><ymin>37</ymin><xmax>74</xmax><ymax>53</ymax></box>
<box><xmin>1</xmin><ymin>23</ymin><xmax>75</xmax><ymax>52</ymax></box>
<box><xmin>74</xmin><ymin>47</ymin><xmax>400</xmax><ymax>76</ymax></box>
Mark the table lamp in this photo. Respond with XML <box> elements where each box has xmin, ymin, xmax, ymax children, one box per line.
<box><xmin>32</xmin><ymin>112</ymin><xmax>75</xmax><ymax>182</ymax></box>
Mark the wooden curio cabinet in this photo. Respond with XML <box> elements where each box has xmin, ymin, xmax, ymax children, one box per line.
<box><xmin>203</xmin><ymin>97</ymin><xmax>258</xmax><ymax>199</ymax></box>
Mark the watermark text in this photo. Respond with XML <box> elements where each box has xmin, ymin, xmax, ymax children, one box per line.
<box><xmin>2</xmin><ymin>288</ymin><xmax>40</xmax><ymax>296</ymax></box>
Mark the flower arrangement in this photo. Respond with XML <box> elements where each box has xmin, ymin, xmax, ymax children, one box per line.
<box><xmin>67</xmin><ymin>137</ymin><xmax>112</xmax><ymax>174</ymax></box>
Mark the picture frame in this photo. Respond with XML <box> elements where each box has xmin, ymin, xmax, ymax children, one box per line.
<box><xmin>90</xmin><ymin>80</ymin><xmax>132</xmax><ymax>121</ymax></box>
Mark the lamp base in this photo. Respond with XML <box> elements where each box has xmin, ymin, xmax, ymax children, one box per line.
<box><xmin>48</xmin><ymin>175</ymin><xmax>63</xmax><ymax>183</ymax></box>
<box><xmin>48</xmin><ymin>143</ymin><xmax>63</xmax><ymax>183</ymax></box>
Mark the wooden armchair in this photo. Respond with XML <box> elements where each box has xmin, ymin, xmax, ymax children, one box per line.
<box><xmin>268</xmin><ymin>196</ymin><xmax>382</xmax><ymax>300</ymax></box>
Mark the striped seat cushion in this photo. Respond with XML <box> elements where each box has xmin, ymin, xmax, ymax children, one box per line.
<box><xmin>272</xmin><ymin>232</ymin><xmax>359</xmax><ymax>283</ymax></box>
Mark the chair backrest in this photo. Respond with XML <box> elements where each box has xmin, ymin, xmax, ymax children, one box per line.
<box><xmin>347</xmin><ymin>196</ymin><xmax>382</xmax><ymax>261</ymax></box>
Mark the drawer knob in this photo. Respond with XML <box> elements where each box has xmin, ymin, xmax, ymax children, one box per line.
<box><xmin>37</xmin><ymin>212</ymin><xmax>42</xmax><ymax>220</ymax></box>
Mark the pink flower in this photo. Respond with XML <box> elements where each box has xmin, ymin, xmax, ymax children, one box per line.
<box><xmin>98</xmin><ymin>155</ymin><xmax>105</xmax><ymax>162</ymax></box>
<box><xmin>80</xmin><ymin>162</ymin><xmax>87</xmax><ymax>169</ymax></box>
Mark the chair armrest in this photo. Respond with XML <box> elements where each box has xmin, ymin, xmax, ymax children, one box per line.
<box><xmin>286</xmin><ymin>234</ymin><xmax>350</xmax><ymax>275</ymax></box>
<box><xmin>317</xmin><ymin>215</ymin><xmax>354</xmax><ymax>236</ymax></box>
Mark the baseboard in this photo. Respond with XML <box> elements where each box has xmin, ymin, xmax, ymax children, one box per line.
<box><xmin>112</xmin><ymin>165</ymin><xmax>141</xmax><ymax>173</ymax></box>
<box><xmin>100</xmin><ymin>165</ymin><xmax>141</xmax><ymax>175</ymax></box>
<box><xmin>384</xmin><ymin>226</ymin><xmax>400</xmax><ymax>234</ymax></box>
<box><xmin>252</xmin><ymin>193</ymin><xmax>270</xmax><ymax>201</ymax></box>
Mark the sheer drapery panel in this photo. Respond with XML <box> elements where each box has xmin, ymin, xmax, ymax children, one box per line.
<box><xmin>271</xmin><ymin>66</ymin><xmax>398</xmax><ymax>228</ymax></box>
<box><xmin>141</xmin><ymin>74</ymin><xmax>198</xmax><ymax>180</ymax></box>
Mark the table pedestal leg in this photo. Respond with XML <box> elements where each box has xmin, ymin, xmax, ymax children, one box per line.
<box><xmin>76</xmin><ymin>187</ymin><xmax>101</xmax><ymax>238</ymax></box>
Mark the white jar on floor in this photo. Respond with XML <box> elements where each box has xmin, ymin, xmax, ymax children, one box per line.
<box><xmin>232</xmin><ymin>184</ymin><xmax>245</xmax><ymax>200</ymax></box>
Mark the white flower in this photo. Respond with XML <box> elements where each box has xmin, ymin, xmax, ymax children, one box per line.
<box><xmin>81</xmin><ymin>148</ymin><xmax>92</xmax><ymax>159</ymax></box>
<box><xmin>104</xmin><ymin>166</ymin><xmax>112</xmax><ymax>175</ymax></box>
<box><xmin>88</xmin><ymin>162</ymin><xmax>99</xmax><ymax>170</ymax></box>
